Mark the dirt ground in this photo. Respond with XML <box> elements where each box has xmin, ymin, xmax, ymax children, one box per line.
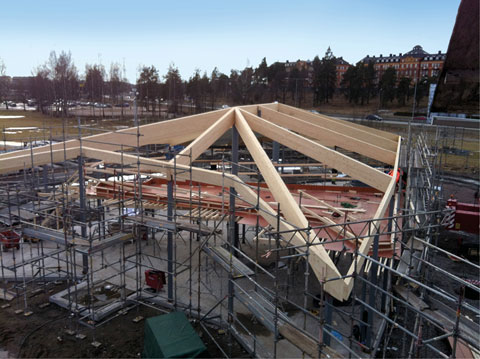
<box><xmin>0</xmin><ymin>285</ymin><xmax>248</xmax><ymax>358</ymax></box>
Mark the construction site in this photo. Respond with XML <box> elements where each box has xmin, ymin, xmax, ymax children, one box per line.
<box><xmin>0</xmin><ymin>101</ymin><xmax>478</xmax><ymax>358</ymax></box>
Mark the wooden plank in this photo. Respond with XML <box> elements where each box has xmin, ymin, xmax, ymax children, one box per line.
<box><xmin>299</xmin><ymin>190</ymin><xmax>345</xmax><ymax>217</ymax></box>
<box><xmin>238</xmin><ymin>172</ymin><xmax>350</xmax><ymax>179</ymax></box>
<box><xmin>343</xmin><ymin>137</ymin><xmax>401</xmax><ymax>300</ymax></box>
<box><xmin>302</xmin><ymin>205</ymin><xmax>355</xmax><ymax>239</ymax></box>
<box><xmin>276</xmin><ymin>103</ymin><xmax>399</xmax><ymax>143</ymax></box>
<box><xmin>235</xmin><ymin>108</ymin><xmax>308</xmax><ymax>229</ymax></box>
<box><xmin>240</xmin><ymin>109</ymin><xmax>391</xmax><ymax>192</ymax></box>
<box><xmin>234</xmin><ymin>109</ymin><xmax>345</xmax><ymax>301</ymax></box>
<box><xmin>0</xmin><ymin>147</ymin><xmax>80</xmax><ymax>174</ymax></box>
<box><xmin>195</xmin><ymin>160</ymin><xmax>324</xmax><ymax>167</ymax></box>
<box><xmin>275</xmin><ymin>104</ymin><xmax>398</xmax><ymax>148</ymax></box>
<box><xmin>171</xmin><ymin>108</ymin><xmax>234</xmax><ymax>166</ymax></box>
<box><xmin>278</xmin><ymin>323</ymin><xmax>320</xmax><ymax>358</ymax></box>
<box><xmin>258</xmin><ymin>105</ymin><xmax>397</xmax><ymax>165</ymax></box>
<box><xmin>0</xmin><ymin>108</ymin><xmax>229</xmax><ymax>161</ymax></box>
<box><xmin>393</xmin><ymin>285</ymin><xmax>429</xmax><ymax>311</ymax></box>
<box><xmin>82</xmin><ymin>145</ymin><xmax>359</xmax><ymax>300</ymax></box>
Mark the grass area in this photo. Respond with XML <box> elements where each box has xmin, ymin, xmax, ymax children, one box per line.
<box><xmin>353</xmin><ymin>119</ymin><xmax>480</xmax><ymax>175</ymax></box>
<box><xmin>295</xmin><ymin>92</ymin><xmax>430</xmax><ymax>117</ymax></box>
<box><xmin>0</xmin><ymin>109</ymin><xmax>142</xmax><ymax>142</ymax></box>
<box><xmin>0</xmin><ymin>110</ymin><xmax>79</xmax><ymax>142</ymax></box>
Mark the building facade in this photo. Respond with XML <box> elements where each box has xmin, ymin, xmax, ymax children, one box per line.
<box><xmin>334</xmin><ymin>57</ymin><xmax>350</xmax><ymax>88</ymax></box>
<box><xmin>360</xmin><ymin>45</ymin><xmax>446</xmax><ymax>83</ymax></box>
<box><xmin>279</xmin><ymin>58</ymin><xmax>351</xmax><ymax>89</ymax></box>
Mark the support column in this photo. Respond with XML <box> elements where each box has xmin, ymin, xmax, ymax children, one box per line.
<box><xmin>42</xmin><ymin>165</ymin><xmax>48</xmax><ymax>192</ymax></box>
<box><xmin>382</xmin><ymin>196</ymin><xmax>395</xmax><ymax>311</ymax></box>
<box><xmin>366</xmin><ymin>233</ymin><xmax>380</xmax><ymax>348</ymax></box>
<box><xmin>228</xmin><ymin>125</ymin><xmax>239</xmax><ymax>318</ymax></box>
<box><xmin>323</xmin><ymin>294</ymin><xmax>333</xmax><ymax>346</ymax></box>
<box><xmin>78</xmin><ymin>155</ymin><xmax>88</xmax><ymax>274</ymax></box>
<box><xmin>167</xmin><ymin>168</ymin><xmax>174</xmax><ymax>302</ymax></box>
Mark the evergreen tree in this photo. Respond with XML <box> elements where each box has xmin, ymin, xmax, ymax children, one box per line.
<box><xmin>315</xmin><ymin>47</ymin><xmax>337</xmax><ymax>104</ymax></box>
<box><xmin>396</xmin><ymin>77</ymin><xmax>410</xmax><ymax>106</ymax></box>
<box><xmin>137</xmin><ymin>65</ymin><xmax>159</xmax><ymax>113</ymax></box>
<box><xmin>379</xmin><ymin>68</ymin><xmax>397</xmax><ymax>107</ymax></box>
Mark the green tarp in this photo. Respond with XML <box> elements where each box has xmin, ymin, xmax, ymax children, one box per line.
<box><xmin>142</xmin><ymin>311</ymin><xmax>206</xmax><ymax>358</ymax></box>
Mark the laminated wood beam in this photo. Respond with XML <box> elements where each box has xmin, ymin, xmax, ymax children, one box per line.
<box><xmin>171</xmin><ymin>108</ymin><xmax>234</xmax><ymax>166</ymax></box>
<box><xmin>240</xmin><ymin>109</ymin><xmax>391</xmax><ymax>192</ymax></box>
<box><xmin>0</xmin><ymin>109</ymin><xmax>229</xmax><ymax>161</ymax></box>
<box><xmin>235</xmin><ymin>109</ymin><xmax>345</xmax><ymax>299</ymax></box>
<box><xmin>258</xmin><ymin>106</ymin><xmax>396</xmax><ymax>165</ymax></box>
<box><xmin>343</xmin><ymin>137</ymin><xmax>401</xmax><ymax>300</ymax></box>
<box><xmin>276</xmin><ymin>102</ymin><xmax>398</xmax><ymax>141</ymax></box>
<box><xmin>235</xmin><ymin>108</ymin><xmax>308</xmax><ymax>229</ymax></box>
<box><xmin>83</xmin><ymin>144</ymin><xmax>346</xmax><ymax>300</ymax></box>
<box><xmin>0</xmin><ymin>147</ymin><xmax>80</xmax><ymax>174</ymax></box>
<box><xmin>275</xmin><ymin>103</ymin><xmax>398</xmax><ymax>149</ymax></box>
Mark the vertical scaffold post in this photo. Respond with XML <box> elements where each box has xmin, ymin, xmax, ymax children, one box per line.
<box><xmin>366</xmin><ymin>233</ymin><xmax>380</xmax><ymax>348</ymax></box>
<box><xmin>382</xmin><ymin>196</ymin><xmax>395</xmax><ymax>311</ymax></box>
<box><xmin>77</xmin><ymin>118</ymin><xmax>88</xmax><ymax>274</ymax></box>
<box><xmin>228</xmin><ymin>125</ymin><xmax>239</xmax><ymax>318</ymax></box>
<box><xmin>323</xmin><ymin>294</ymin><xmax>333</xmax><ymax>346</ymax></box>
<box><xmin>167</xmin><ymin>146</ymin><xmax>174</xmax><ymax>302</ymax></box>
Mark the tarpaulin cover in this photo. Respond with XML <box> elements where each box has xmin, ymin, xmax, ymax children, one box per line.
<box><xmin>142</xmin><ymin>312</ymin><xmax>206</xmax><ymax>358</ymax></box>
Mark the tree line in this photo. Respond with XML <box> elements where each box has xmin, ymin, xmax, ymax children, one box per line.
<box><xmin>341</xmin><ymin>63</ymin><xmax>435</xmax><ymax>108</ymax></box>
<box><xmin>0</xmin><ymin>48</ymin><xmax>437</xmax><ymax>117</ymax></box>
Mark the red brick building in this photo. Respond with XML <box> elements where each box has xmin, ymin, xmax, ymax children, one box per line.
<box><xmin>279</xmin><ymin>58</ymin><xmax>351</xmax><ymax>89</ymax></box>
<box><xmin>360</xmin><ymin>45</ymin><xmax>446</xmax><ymax>84</ymax></box>
<box><xmin>334</xmin><ymin>57</ymin><xmax>350</xmax><ymax>88</ymax></box>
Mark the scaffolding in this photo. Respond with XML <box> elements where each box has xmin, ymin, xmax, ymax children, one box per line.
<box><xmin>0</xmin><ymin>105</ymin><xmax>478</xmax><ymax>358</ymax></box>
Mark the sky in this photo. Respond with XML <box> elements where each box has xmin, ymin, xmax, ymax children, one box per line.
<box><xmin>0</xmin><ymin>0</ymin><xmax>461</xmax><ymax>83</ymax></box>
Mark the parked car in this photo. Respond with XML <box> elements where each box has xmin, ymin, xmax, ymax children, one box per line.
<box><xmin>365</xmin><ymin>114</ymin><xmax>383</xmax><ymax>121</ymax></box>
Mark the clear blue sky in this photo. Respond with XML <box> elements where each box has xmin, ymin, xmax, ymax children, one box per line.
<box><xmin>0</xmin><ymin>0</ymin><xmax>461</xmax><ymax>82</ymax></box>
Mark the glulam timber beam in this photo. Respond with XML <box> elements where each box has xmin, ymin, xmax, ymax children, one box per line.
<box><xmin>83</xmin><ymin>144</ymin><xmax>346</xmax><ymax>300</ymax></box>
<box><xmin>275</xmin><ymin>103</ymin><xmax>399</xmax><ymax>150</ymax></box>
<box><xmin>171</xmin><ymin>108</ymin><xmax>234</xmax><ymax>166</ymax></box>
<box><xmin>343</xmin><ymin>137</ymin><xmax>401</xmax><ymax>300</ymax></box>
<box><xmin>0</xmin><ymin>147</ymin><xmax>80</xmax><ymax>174</ymax></box>
<box><xmin>257</xmin><ymin>106</ymin><xmax>396</xmax><ymax>165</ymax></box>
<box><xmin>235</xmin><ymin>108</ymin><xmax>308</xmax><ymax>229</ymax></box>
<box><xmin>0</xmin><ymin>108</ymin><xmax>229</xmax><ymax>161</ymax></box>
<box><xmin>235</xmin><ymin>109</ymin><xmax>344</xmax><ymax>299</ymax></box>
<box><xmin>240</xmin><ymin>109</ymin><xmax>391</xmax><ymax>192</ymax></box>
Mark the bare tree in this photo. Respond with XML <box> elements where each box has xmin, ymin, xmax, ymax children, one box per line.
<box><xmin>48</xmin><ymin>51</ymin><xmax>79</xmax><ymax>117</ymax></box>
<box><xmin>0</xmin><ymin>58</ymin><xmax>11</xmax><ymax>109</ymax></box>
<box><xmin>108</xmin><ymin>62</ymin><xmax>127</xmax><ymax>117</ymax></box>
<box><xmin>30</xmin><ymin>65</ymin><xmax>53</xmax><ymax>114</ymax></box>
